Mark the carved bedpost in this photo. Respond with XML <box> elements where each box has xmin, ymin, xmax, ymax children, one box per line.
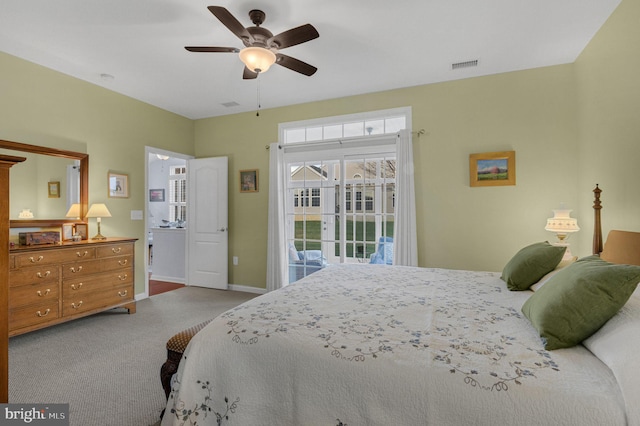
<box><xmin>593</xmin><ymin>184</ymin><xmax>603</xmax><ymax>255</ymax></box>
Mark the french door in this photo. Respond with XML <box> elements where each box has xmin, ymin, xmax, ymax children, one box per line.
<box><xmin>286</xmin><ymin>145</ymin><xmax>396</xmax><ymax>281</ymax></box>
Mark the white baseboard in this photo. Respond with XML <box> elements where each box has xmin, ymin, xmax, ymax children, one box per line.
<box><xmin>228</xmin><ymin>284</ymin><xmax>267</xmax><ymax>295</ymax></box>
<box><xmin>150</xmin><ymin>275</ymin><xmax>186</xmax><ymax>284</ymax></box>
<box><xmin>138</xmin><ymin>283</ymin><xmax>267</xmax><ymax>300</ymax></box>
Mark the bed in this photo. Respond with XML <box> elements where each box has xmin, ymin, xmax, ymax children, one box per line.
<box><xmin>161</xmin><ymin>186</ymin><xmax>640</xmax><ymax>425</ymax></box>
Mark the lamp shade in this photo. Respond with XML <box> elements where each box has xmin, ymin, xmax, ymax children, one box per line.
<box><xmin>239</xmin><ymin>46</ymin><xmax>276</xmax><ymax>73</ymax></box>
<box><xmin>545</xmin><ymin>209</ymin><xmax>579</xmax><ymax>233</ymax></box>
<box><xmin>65</xmin><ymin>203</ymin><xmax>81</xmax><ymax>218</ymax></box>
<box><xmin>86</xmin><ymin>203</ymin><xmax>112</xmax><ymax>218</ymax></box>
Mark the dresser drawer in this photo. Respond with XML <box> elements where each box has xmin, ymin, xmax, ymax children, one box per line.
<box><xmin>61</xmin><ymin>259</ymin><xmax>102</xmax><ymax>278</ymax></box>
<box><xmin>63</xmin><ymin>269</ymin><xmax>134</xmax><ymax>296</ymax></box>
<box><xmin>10</xmin><ymin>301</ymin><xmax>60</xmax><ymax>330</ymax></box>
<box><xmin>10</xmin><ymin>265</ymin><xmax>59</xmax><ymax>287</ymax></box>
<box><xmin>101</xmin><ymin>255</ymin><xmax>133</xmax><ymax>272</ymax></box>
<box><xmin>10</xmin><ymin>282</ymin><xmax>59</xmax><ymax>308</ymax></box>
<box><xmin>62</xmin><ymin>283</ymin><xmax>133</xmax><ymax>316</ymax></box>
<box><xmin>97</xmin><ymin>243</ymin><xmax>134</xmax><ymax>258</ymax></box>
<box><xmin>14</xmin><ymin>247</ymin><xmax>96</xmax><ymax>268</ymax></box>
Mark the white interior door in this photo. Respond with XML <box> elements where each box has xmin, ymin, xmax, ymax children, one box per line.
<box><xmin>186</xmin><ymin>156</ymin><xmax>228</xmax><ymax>289</ymax></box>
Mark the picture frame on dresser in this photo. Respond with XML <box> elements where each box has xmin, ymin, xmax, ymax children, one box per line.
<box><xmin>62</xmin><ymin>223</ymin><xmax>74</xmax><ymax>241</ymax></box>
<box><xmin>75</xmin><ymin>223</ymin><xmax>88</xmax><ymax>240</ymax></box>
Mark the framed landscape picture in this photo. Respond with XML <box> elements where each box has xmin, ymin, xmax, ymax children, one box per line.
<box><xmin>469</xmin><ymin>151</ymin><xmax>516</xmax><ymax>187</ymax></box>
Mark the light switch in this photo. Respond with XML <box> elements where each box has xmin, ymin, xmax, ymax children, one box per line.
<box><xmin>130</xmin><ymin>210</ymin><xmax>143</xmax><ymax>220</ymax></box>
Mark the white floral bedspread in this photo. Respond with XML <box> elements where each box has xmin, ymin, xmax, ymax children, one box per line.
<box><xmin>162</xmin><ymin>265</ymin><xmax>627</xmax><ymax>426</ymax></box>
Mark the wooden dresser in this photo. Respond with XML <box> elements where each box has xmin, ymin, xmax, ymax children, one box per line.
<box><xmin>8</xmin><ymin>237</ymin><xmax>136</xmax><ymax>336</ymax></box>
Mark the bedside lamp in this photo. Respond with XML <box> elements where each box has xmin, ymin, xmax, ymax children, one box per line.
<box><xmin>86</xmin><ymin>203</ymin><xmax>112</xmax><ymax>240</ymax></box>
<box><xmin>545</xmin><ymin>206</ymin><xmax>579</xmax><ymax>258</ymax></box>
<box><xmin>65</xmin><ymin>203</ymin><xmax>81</xmax><ymax>220</ymax></box>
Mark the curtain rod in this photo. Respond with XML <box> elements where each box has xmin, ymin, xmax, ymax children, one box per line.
<box><xmin>265</xmin><ymin>128</ymin><xmax>425</xmax><ymax>150</ymax></box>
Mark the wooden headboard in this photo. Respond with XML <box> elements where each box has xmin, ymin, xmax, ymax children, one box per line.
<box><xmin>592</xmin><ymin>185</ymin><xmax>640</xmax><ymax>266</ymax></box>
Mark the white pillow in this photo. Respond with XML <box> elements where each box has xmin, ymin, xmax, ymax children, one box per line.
<box><xmin>530</xmin><ymin>256</ymin><xmax>577</xmax><ymax>292</ymax></box>
<box><xmin>288</xmin><ymin>243</ymin><xmax>301</xmax><ymax>262</ymax></box>
<box><xmin>583</xmin><ymin>287</ymin><xmax>640</xmax><ymax>425</ymax></box>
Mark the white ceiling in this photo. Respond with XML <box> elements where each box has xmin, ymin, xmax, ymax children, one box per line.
<box><xmin>0</xmin><ymin>0</ymin><xmax>621</xmax><ymax>120</ymax></box>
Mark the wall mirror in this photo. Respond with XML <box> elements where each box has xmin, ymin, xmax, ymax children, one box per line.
<box><xmin>0</xmin><ymin>139</ymin><xmax>88</xmax><ymax>227</ymax></box>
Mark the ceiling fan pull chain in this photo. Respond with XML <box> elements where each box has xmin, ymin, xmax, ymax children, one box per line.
<box><xmin>256</xmin><ymin>78</ymin><xmax>261</xmax><ymax>117</ymax></box>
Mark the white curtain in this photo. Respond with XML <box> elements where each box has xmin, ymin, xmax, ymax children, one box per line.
<box><xmin>393</xmin><ymin>129</ymin><xmax>418</xmax><ymax>266</ymax></box>
<box><xmin>266</xmin><ymin>143</ymin><xmax>288</xmax><ymax>291</ymax></box>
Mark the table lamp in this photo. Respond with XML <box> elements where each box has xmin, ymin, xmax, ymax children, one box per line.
<box><xmin>86</xmin><ymin>203</ymin><xmax>112</xmax><ymax>240</ymax></box>
<box><xmin>545</xmin><ymin>206</ymin><xmax>579</xmax><ymax>258</ymax></box>
<box><xmin>65</xmin><ymin>203</ymin><xmax>81</xmax><ymax>220</ymax></box>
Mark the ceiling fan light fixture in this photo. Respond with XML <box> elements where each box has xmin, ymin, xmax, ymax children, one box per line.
<box><xmin>239</xmin><ymin>46</ymin><xmax>276</xmax><ymax>73</ymax></box>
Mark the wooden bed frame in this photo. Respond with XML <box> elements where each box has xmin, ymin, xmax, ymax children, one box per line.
<box><xmin>592</xmin><ymin>184</ymin><xmax>640</xmax><ymax>266</ymax></box>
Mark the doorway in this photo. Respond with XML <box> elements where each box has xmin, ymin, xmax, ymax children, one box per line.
<box><xmin>145</xmin><ymin>146</ymin><xmax>193</xmax><ymax>297</ymax></box>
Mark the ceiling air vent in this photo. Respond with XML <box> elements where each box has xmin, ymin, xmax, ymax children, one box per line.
<box><xmin>452</xmin><ymin>60</ymin><xmax>478</xmax><ymax>70</ymax></box>
<box><xmin>221</xmin><ymin>101</ymin><xmax>240</xmax><ymax>108</ymax></box>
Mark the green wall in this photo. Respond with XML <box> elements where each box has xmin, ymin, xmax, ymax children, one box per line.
<box><xmin>196</xmin><ymin>64</ymin><xmax>580</xmax><ymax>286</ymax></box>
<box><xmin>2</xmin><ymin>0</ymin><xmax>638</xmax><ymax>293</ymax></box>
<box><xmin>574</xmin><ymin>0</ymin><xmax>640</xmax><ymax>253</ymax></box>
<box><xmin>0</xmin><ymin>51</ymin><xmax>194</xmax><ymax>294</ymax></box>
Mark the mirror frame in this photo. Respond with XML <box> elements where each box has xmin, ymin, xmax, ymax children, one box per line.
<box><xmin>1</xmin><ymin>139</ymin><xmax>88</xmax><ymax>228</ymax></box>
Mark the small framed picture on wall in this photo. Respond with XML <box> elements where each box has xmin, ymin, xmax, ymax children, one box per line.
<box><xmin>149</xmin><ymin>189</ymin><xmax>165</xmax><ymax>202</ymax></box>
<box><xmin>469</xmin><ymin>151</ymin><xmax>516</xmax><ymax>187</ymax></box>
<box><xmin>108</xmin><ymin>171</ymin><xmax>129</xmax><ymax>198</ymax></box>
<box><xmin>239</xmin><ymin>169</ymin><xmax>258</xmax><ymax>193</ymax></box>
<box><xmin>48</xmin><ymin>181</ymin><xmax>60</xmax><ymax>198</ymax></box>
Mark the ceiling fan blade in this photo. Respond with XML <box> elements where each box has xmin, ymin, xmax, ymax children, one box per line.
<box><xmin>269</xmin><ymin>24</ymin><xmax>319</xmax><ymax>49</ymax></box>
<box><xmin>243</xmin><ymin>67</ymin><xmax>258</xmax><ymax>80</ymax></box>
<box><xmin>185</xmin><ymin>46</ymin><xmax>239</xmax><ymax>53</ymax></box>
<box><xmin>276</xmin><ymin>54</ymin><xmax>317</xmax><ymax>76</ymax></box>
<box><xmin>207</xmin><ymin>6</ymin><xmax>254</xmax><ymax>44</ymax></box>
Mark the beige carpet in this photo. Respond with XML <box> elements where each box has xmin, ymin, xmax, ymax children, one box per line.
<box><xmin>8</xmin><ymin>286</ymin><xmax>257</xmax><ymax>426</ymax></box>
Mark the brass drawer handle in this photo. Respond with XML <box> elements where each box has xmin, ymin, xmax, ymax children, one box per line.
<box><xmin>111</xmin><ymin>247</ymin><xmax>122</xmax><ymax>254</ymax></box>
<box><xmin>36</xmin><ymin>271</ymin><xmax>51</xmax><ymax>279</ymax></box>
<box><xmin>76</xmin><ymin>250</ymin><xmax>89</xmax><ymax>257</ymax></box>
<box><xmin>69</xmin><ymin>266</ymin><xmax>83</xmax><ymax>273</ymax></box>
<box><xmin>70</xmin><ymin>283</ymin><xmax>83</xmax><ymax>290</ymax></box>
<box><xmin>118</xmin><ymin>290</ymin><xmax>128</xmax><ymax>297</ymax></box>
<box><xmin>71</xmin><ymin>301</ymin><xmax>83</xmax><ymax>309</ymax></box>
<box><xmin>36</xmin><ymin>309</ymin><xmax>51</xmax><ymax>317</ymax></box>
<box><xmin>118</xmin><ymin>259</ymin><xmax>128</xmax><ymax>266</ymax></box>
<box><xmin>36</xmin><ymin>289</ymin><xmax>51</xmax><ymax>297</ymax></box>
<box><xmin>118</xmin><ymin>274</ymin><xmax>128</xmax><ymax>281</ymax></box>
<box><xmin>29</xmin><ymin>256</ymin><xmax>44</xmax><ymax>263</ymax></box>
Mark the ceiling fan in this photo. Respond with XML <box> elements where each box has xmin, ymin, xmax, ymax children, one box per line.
<box><xmin>185</xmin><ymin>6</ymin><xmax>319</xmax><ymax>80</ymax></box>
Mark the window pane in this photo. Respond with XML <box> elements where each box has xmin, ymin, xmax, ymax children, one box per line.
<box><xmin>364</xmin><ymin>120</ymin><xmax>384</xmax><ymax>135</ymax></box>
<box><xmin>385</xmin><ymin>117</ymin><xmax>406</xmax><ymax>133</ymax></box>
<box><xmin>285</xmin><ymin>128</ymin><xmax>306</xmax><ymax>143</ymax></box>
<box><xmin>343</xmin><ymin>122</ymin><xmax>364</xmax><ymax>138</ymax></box>
<box><xmin>306</xmin><ymin>126</ymin><xmax>323</xmax><ymax>141</ymax></box>
<box><xmin>323</xmin><ymin>124</ymin><xmax>342</xmax><ymax>139</ymax></box>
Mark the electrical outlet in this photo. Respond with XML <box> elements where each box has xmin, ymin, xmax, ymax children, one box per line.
<box><xmin>233</xmin><ymin>256</ymin><xmax>238</xmax><ymax>265</ymax></box>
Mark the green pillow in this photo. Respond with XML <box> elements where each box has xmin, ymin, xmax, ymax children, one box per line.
<box><xmin>521</xmin><ymin>255</ymin><xmax>640</xmax><ymax>350</ymax></box>
<box><xmin>501</xmin><ymin>242</ymin><xmax>566</xmax><ymax>291</ymax></box>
